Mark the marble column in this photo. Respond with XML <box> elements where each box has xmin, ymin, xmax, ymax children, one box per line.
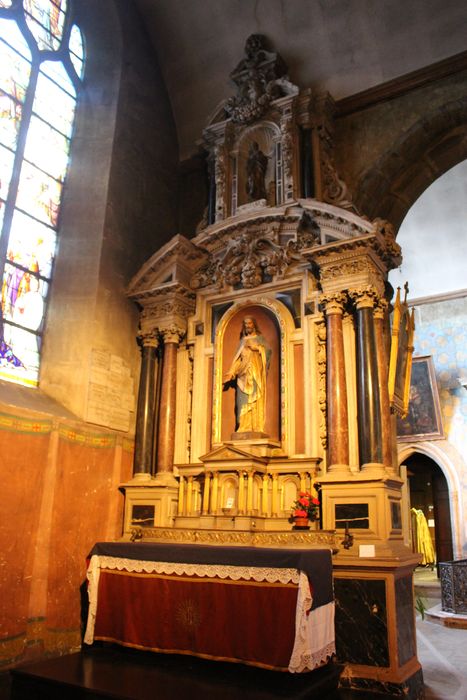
<box><xmin>155</xmin><ymin>327</ymin><xmax>183</xmax><ymax>482</ymax></box>
<box><xmin>352</xmin><ymin>289</ymin><xmax>383</xmax><ymax>468</ymax></box>
<box><xmin>322</xmin><ymin>293</ymin><xmax>350</xmax><ymax>471</ymax></box>
<box><xmin>374</xmin><ymin>300</ymin><xmax>394</xmax><ymax>471</ymax></box>
<box><xmin>133</xmin><ymin>333</ymin><xmax>158</xmax><ymax>479</ymax></box>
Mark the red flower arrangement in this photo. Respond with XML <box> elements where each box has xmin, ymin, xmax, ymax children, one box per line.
<box><xmin>290</xmin><ymin>491</ymin><xmax>320</xmax><ymax>521</ymax></box>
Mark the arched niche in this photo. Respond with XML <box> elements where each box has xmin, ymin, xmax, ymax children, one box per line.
<box><xmin>234</xmin><ymin>123</ymin><xmax>280</xmax><ymax>209</ymax></box>
<box><xmin>220</xmin><ymin>304</ymin><xmax>281</xmax><ymax>441</ymax></box>
<box><xmin>399</xmin><ymin>441</ymin><xmax>463</xmax><ymax>559</ymax></box>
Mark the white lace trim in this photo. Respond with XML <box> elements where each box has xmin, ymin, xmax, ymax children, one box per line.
<box><xmin>288</xmin><ymin>586</ymin><xmax>336</xmax><ymax>673</ymax></box>
<box><xmin>84</xmin><ymin>555</ymin><xmax>335</xmax><ymax>674</ymax></box>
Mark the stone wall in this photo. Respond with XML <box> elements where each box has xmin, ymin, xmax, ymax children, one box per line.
<box><xmin>0</xmin><ymin>401</ymin><xmax>133</xmax><ymax>668</ymax></box>
<box><xmin>39</xmin><ymin>0</ymin><xmax>180</xmax><ymax>423</ymax></box>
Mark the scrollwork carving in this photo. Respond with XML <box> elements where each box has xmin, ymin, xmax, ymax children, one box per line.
<box><xmin>192</xmin><ymin>230</ymin><xmax>292</xmax><ymax>290</ymax></box>
<box><xmin>224</xmin><ymin>34</ymin><xmax>288</xmax><ymax>125</ymax></box>
<box><xmin>215</xmin><ymin>145</ymin><xmax>226</xmax><ymax>221</ymax></box>
<box><xmin>280</xmin><ymin>118</ymin><xmax>294</xmax><ymax>178</ymax></box>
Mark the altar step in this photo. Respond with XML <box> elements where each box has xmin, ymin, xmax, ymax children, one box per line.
<box><xmin>10</xmin><ymin>646</ymin><xmax>348</xmax><ymax>700</ymax></box>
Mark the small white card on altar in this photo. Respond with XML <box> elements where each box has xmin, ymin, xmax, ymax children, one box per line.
<box><xmin>359</xmin><ymin>545</ymin><xmax>375</xmax><ymax>558</ymax></box>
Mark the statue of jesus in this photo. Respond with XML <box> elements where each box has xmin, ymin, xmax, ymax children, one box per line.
<box><xmin>223</xmin><ymin>316</ymin><xmax>271</xmax><ymax>433</ymax></box>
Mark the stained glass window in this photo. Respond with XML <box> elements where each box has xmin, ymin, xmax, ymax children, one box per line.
<box><xmin>0</xmin><ymin>0</ymin><xmax>84</xmax><ymax>387</ymax></box>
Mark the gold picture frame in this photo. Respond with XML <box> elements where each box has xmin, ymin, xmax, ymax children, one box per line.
<box><xmin>388</xmin><ymin>285</ymin><xmax>415</xmax><ymax>418</ymax></box>
<box><xmin>397</xmin><ymin>355</ymin><xmax>444</xmax><ymax>441</ymax></box>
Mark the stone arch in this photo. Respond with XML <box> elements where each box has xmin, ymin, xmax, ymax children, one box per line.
<box><xmin>398</xmin><ymin>441</ymin><xmax>463</xmax><ymax>559</ymax></box>
<box><xmin>355</xmin><ymin>96</ymin><xmax>467</xmax><ymax>231</ymax></box>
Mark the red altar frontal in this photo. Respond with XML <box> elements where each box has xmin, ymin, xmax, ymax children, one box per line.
<box><xmin>84</xmin><ymin>542</ymin><xmax>335</xmax><ymax>673</ymax></box>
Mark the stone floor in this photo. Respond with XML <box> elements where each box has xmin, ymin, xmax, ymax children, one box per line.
<box><xmin>414</xmin><ymin>566</ymin><xmax>467</xmax><ymax>700</ymax></box>
<box><xmin>416</xmin><ymin>617</ymin><xmax>467</xmax><ymax>699</ymax></box>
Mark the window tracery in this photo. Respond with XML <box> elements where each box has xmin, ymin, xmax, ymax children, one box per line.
<box><xmin>0</xmin><ymin>0</ymin><xmax>83</xmax><ymax>386</ymax></box>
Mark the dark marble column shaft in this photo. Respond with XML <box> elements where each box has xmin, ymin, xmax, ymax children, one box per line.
<box><xmin>156</xmin><ymin>339</ymin><xmax>178</xmax><ymax>474</ymax></box>
<box><xmin>374</xmin><ymin>303</ymin><xmax>393</xmax><ymax>469</ymax></box>
<box><xmin>326</xmin><ymin>303</ymin><xmax>349</xmax><ymax>468</ymax></box>
<box><xmin>133</xmin><ymin>341</ymin><xmax>157</xmax><ymax>476</ymax></box>
<box><xmin>356</xmin><ymin>304</ymin><xmax>383</xmax><ymax>465</ymax></box>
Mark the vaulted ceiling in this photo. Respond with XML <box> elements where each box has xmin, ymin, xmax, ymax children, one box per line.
<box><xmin>134</xmin><ymin>0</ymin><xmax>467</xmax><ymax>160</ymax></box>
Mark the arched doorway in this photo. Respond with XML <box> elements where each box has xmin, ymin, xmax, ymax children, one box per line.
<box><xmin>405</xmin><ymin>452</ymin><xmax>453</xmax><ymax>567</ymax></box>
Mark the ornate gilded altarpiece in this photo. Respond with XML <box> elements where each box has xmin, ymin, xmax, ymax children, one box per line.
<box><xmin>123</xmin><ymin>35</ymin><xmax>412</xmax><ymax>556</ymax></box>
<box><xmin>121</xmin><ymin>36</ymin><xmax>423</xmax><ymax>697</ymax></box>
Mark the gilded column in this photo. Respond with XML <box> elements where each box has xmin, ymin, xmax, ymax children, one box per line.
<box><xmin>133</xmin><ymin>332</ymin><xmax>158</xmax><ymax>479</ymax></box>
<box><xmin>321</xmin><ymin>293</ymin><xmax>350</xmax><ymax>471</ymax></box>
<box><xmin>202</xmin><ymin>472</ymin><xmax>211</xmax><ymax>515</ymax></box>
<box><xmin>155</xmin><ymin>326</ymin><xmax>184</xmax><ymax>481</ymax></box>
<box><xmin>374</xmin><ymin>299</ymin><xmax>394</xmax><ymax>471</ymax></box>
<box><xmin>186</xmin><ymin>476</ymin><xmax>194</xmax><ymax>515</ymax></box>
<box><xmin>247</xmin><ymin>471</ymin><xmax>254</xmax><ymax>515</ymax></box>
<box><xmin>351</xmin><ymin>288</ymin><xmax>383</xmax><ymax>468</ymax></box>
<box><xmin>238</xmin><ymin>471</ymin><xmax>245</xmax><ymax>515</ymax></box>
<box><xmin>261</xmin><ymin>475</ymin><xmax>269</xmax><ymax>516</ymax></box>
<box><xmin>272</xmin><ymin>474</ymin><xmax>278</xmax><ymax>516</ymax></box>
<box><xmin>178</xmin><ymin>476</ymin><xmax>185</xmax><ymax>515</ymax></box>
<box><xmin>299</xmin><ymin>472</ymin><xmax>306</xmax><ymax>493</ymax></box>
<box><xmin>211</xmin><ymin>471</ymin><xmax>219</xmax><ymax>514</ymax></box>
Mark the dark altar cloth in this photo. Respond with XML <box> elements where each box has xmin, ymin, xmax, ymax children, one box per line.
<box><xmin>88</xmin><ymin>542</ymin><xmax>333</xmax><ymax>610</ymax></box>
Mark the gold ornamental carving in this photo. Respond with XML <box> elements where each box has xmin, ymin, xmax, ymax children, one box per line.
<box><xmin>137</xmin><ymin>330</ymin><xmax>159</xmax><ymax>348</ymax></box>
<box><xmin>159</xmin><ymin>324</ymin><xmax>186</xmax><ymax>345</ymax></box>
<box><xmin>135</xmin><ymin>527</ymin><xmax>338</xmax><ymax>549</ymax></box>
<box><xmin>373</xmin><ymin>298</ymin><xmax>389</xmax><ymax>321</ymax></box>
<box><xmin>315</xmin><ymin>318</ymin><xmax>327</xmax><ymax>449</ymax></box>
<box><xmin>320</xmin><ymin>292</ymin><xmax>347</xmax><ymax>316</ymax></box>
<box><xmin>349</xmin><ymin>285</ymin><xmax>380</xmax><ymax>310</ymax></box>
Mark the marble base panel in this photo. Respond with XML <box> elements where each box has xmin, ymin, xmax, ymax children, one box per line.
<box><xmin>333</xmin><ymin>558</ymin><xmax>423</xmax><ymax>698</ymax></box>
<box><xmin>339</xmin><ymin>667</ymin><xmax>424</xmax><ymax>698</ymax></box>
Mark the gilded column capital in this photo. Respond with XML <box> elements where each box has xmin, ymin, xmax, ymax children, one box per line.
<box><xmin>320</xmin><ymin>291</ymin><xmax>347</xmax><ymax>315</ymax></box>
<box><xmin>138</xmin><ymin>330</ymin><xmax>159</xmax><ymax>348</ymax></box>
<box><xmin>373</xmin><ymin>298</ymin><xmax>389</xmax><ymax>321</ymax></box>
<box><xmin>159</xmin><ymin>324</ymin><xmax>186</xmax><ymax>345</ymax></box>
<box><xmin>349</xmin><ymin>286</ymin><xmax>380</xmax><ymax>310</ymax></box>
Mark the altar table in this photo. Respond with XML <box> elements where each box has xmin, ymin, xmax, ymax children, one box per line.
<box><xmin>84</xmin><ymin>542</ymin><xmax>335</xmax><ymax>673</ymax></box>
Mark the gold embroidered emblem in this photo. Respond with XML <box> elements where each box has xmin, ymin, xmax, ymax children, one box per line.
<box><xmin>175</xmin><ymin>599</ymin><xmax>201</xmax><ymax>632</ymax></box>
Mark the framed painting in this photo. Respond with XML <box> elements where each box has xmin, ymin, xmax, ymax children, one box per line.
<box><xmin>397</xmin><ymin>355</ymin><xmax>444</xmax><ymax>441</ymax></box>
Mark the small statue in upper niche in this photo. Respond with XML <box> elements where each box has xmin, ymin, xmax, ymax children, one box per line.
<box><xmin>246</xmin><ymin>141</ymin><xmax>268</xmax><ymax>201</ymax></box>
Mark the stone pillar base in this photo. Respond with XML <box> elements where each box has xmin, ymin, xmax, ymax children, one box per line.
<box><xmin>334</xmin><ymin>555</ymin><xmax>423</xmax><ymax>699</ymax></box>
<box><xmin>121</xmin><ymin>479</ymin><xmax>179</xmax><ymax>535</ymax></box>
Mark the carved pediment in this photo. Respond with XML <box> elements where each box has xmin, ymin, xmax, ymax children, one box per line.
<box><xmin>199</xmin><ymin>445</ymin><xmax>268</xmax><ymax>466</ymax></box>
<box><xmin>127</xmin><ymin>234</ymin><xmax>208</xmax><ymax>299</ymax></box>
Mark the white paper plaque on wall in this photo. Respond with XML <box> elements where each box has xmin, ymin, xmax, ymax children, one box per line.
<box><xmin>85</xmin><ymin>349</ymin><xmax>135</xmax><ymax>431</ymax></box>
